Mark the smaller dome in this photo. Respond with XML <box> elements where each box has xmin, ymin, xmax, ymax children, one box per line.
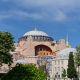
<box><xmin>23</xmin><ymin>28</ymin><xmax>48</xmax><ymax>37</ymax></box>
<box><xmin>57</xmin><ymin>48</ymin><xmax>76</xmax><ymax>58</ymax></box>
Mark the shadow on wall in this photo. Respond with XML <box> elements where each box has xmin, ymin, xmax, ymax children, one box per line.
<box><xmin>35</xmin><ymin>45</ymin><xmax>52</xmax><ymax>56</ymax></box>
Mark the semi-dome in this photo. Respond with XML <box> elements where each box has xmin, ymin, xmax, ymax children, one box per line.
<box><xmin>57</xmin><ymin>48</ymin><xmax>76</xmax><ymax>58</ymax></box>
<box><xmin>23</xmin><ymin>28</ymin><xmax>48</xmax><ymax>37</ymax></box>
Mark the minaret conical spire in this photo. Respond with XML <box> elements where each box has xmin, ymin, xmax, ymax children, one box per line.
<box><xmin>66</xmin><ymin>34</ymin><xmax>69</xmax><ymax>47</ymax></box>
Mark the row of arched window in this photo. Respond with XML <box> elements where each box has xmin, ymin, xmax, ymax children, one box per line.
<box><xmin>20</xmin><ymin>36</ymin><xmax>53</xmax><ymax>41</ymax></box>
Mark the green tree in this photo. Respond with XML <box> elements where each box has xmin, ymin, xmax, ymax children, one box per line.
<box><xmin>67</xmin><ymin>52</ymin><xmax>77</xmax><ymax>80</ymax></box>
<box><xmin>75</xmin><ymin>45</ymin><xmax>80</xmax><ymax>78</ymax></box>
<box><xmin>62</xmin><ymin>68</ymin><xmax>66</xmax><ymax>80</ymax></box>
<box><xmin>1</xmin><ymin>64</ymin><xmax>46</xmax><ymax>80</ymax></box>
<box><xmin>0</xmin><ymin>32</ymin><xmax>15</xmax><ymax>66</ymax></box>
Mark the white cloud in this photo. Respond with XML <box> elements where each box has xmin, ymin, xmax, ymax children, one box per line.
<box><xmin>12</xmin><ymin>0</ymin><xmax>80</xmax><ymax>21</ymax></box>
<box><xmin>0</xmin><ymin>15</ymin><xmax>10</xmax><ymax>20</ymax></box>
<box><xmin>0</xmin><ymin>14</ymin><xmax>12</xmax><ymax>20</ymax></box>
<box><xmin>13</xmin><ymin>11</ymin><xmax>43</xmax><ymax>20</ymax></box>
<box><xmin>0</xmin><ymin>0</ymin><xmax>80</xmax><ymax>22</ymax></box>
<box><xmin>0</xmin><ymin>11</ymin><xmax>44</xmax><ymax>20</ymax></box>
<box><xmin>54</xmin><ymin>11</ymin><xmax>67</xmax><ymax>22</ymax></box>
<box><xmin>0</xmin><ymin>10</ymin><xmax>71</xmax><ymax>22</ymax></box>
<box><xmin>15</xmin><ymin>0</ymin><xmax>80</xmax><ymax>9</ymax></box>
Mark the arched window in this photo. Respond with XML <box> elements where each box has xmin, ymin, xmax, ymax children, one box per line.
<box><xmin>35</xmin><ymin>45</ymin><xmax>52</xmax><ymax>56</ymax></box>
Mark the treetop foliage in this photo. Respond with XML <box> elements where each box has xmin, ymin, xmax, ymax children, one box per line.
<box><xmin>62</xmin><ymin>68</ymin><xmax>66</xmax><ymax>79</ymax></box>
<box><xmin>1</xmin><ymin>64</ymin><xmax>46</xmax><ymax>80</ymax></box>
<box><xmin>67</xmin><ymin>52</ymin><xmax>77</xmax><ymax>79</ymax></box>
<box><xmin>75</xmin><ymin>45</ymin><xmax>80</xmax><ymax>66</ymax></box>
<box><xmin>0</xmin><ymin>32</ymin><xmax>15</xmax><ymax>66</ymax></box>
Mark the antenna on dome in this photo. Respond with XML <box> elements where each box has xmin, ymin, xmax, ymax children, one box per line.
<box><xmin>34</xmin><ymin>26</ymin><xmax>38</xmax><ymax>31</ymax></box>
<box><xmin>34</xmin><ymin>27</ymin><xmax>37</xmax><ymax>31</ymax></box>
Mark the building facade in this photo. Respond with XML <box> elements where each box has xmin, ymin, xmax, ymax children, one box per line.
<box><xmin>49</xmin><ymin>48</ymin><xmax>76</xmax><ymax>80</ymax></box>
<box><xmin>14</xmin><ymin>28</ymin><xmax>68</xmax><ymax>59</ymax></box>
<box><xmin>1</xmin><ymin>28</ymin><xmax>75</xmax><ymax>80</ymax></box>
<box><xmin>12</xmin><ymin>28</ymin><xmax>72</xmax><ymax>80</ymax></box>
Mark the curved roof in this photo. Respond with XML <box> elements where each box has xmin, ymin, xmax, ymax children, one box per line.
<box><xmin>57</xmin><ymin>48</ymin><xmax>76</xmax><ymax>58</ymax></box>
<box><xmin>23</xmin><ymin>28</ymin><xmax>48</xmax><ymax>37</ymax></box>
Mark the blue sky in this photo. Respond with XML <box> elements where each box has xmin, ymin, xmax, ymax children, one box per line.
<box><xmin>0</xmin><ymin>0</ymin><xmax>80</xmax><ymax>47</ymax></box>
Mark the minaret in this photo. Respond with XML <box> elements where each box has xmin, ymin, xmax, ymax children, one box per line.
<box><xmin>66</xmin><ymin>34</ymin><xmax>69</xmax><ymax>47</ymax></box>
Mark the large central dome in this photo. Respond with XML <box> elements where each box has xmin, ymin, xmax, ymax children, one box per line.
<box><xmin>23</xmin><ymin>28</ymin><xmax>48</xmax><ymax>37</ymax></box>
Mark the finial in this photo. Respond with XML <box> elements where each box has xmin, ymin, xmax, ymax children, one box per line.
<box><xmin>34</xmin><ymin>27</ymin><xmax>37</xmax><ymax>31</ymax></box>
<box><xmin>33</xmin><ymin>26</ymin><xmax>38</xmax><ymax>31</ymax></box>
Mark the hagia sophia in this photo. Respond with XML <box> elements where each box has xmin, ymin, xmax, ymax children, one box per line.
<box><xmin>14</xmin><ymin>28</ymin><xmax>69</xmax><ymax>58</ymax></box>
<box><xmin>0</xmin><ymin>28</ymin><xmax>76</xmax><ymax>79</ymax></box>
